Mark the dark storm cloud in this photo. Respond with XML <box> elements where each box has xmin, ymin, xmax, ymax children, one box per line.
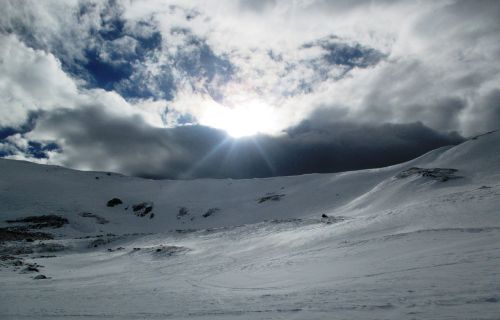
<box><xmin>26</xmin><ymin>107</ymin><xmax>463</xmax><ymax>179</ymax></box>
<box><xmin>1</xmin><ymin>0</ymin><xmax>498</xmax><ymax>177</ymax></box>
<box><xmin>464</xmin><ymin>89</ymin><xmax>500</xmax><ymax>134</ymax></box>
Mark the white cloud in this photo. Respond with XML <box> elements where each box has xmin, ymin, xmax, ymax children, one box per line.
<box><xmin>1</xmin><ymin>0</ymin><xmax>500</xmax><ymax>139</ymax></box>
<box><xmin>0</xmin><ymin>34</ymin><xmax>79</xmax><ymax>127</ymax></box>
<box><xmin>0</xmin><ymin>34</ymin><xmax>166</xmax><ymax>131</ymax></box>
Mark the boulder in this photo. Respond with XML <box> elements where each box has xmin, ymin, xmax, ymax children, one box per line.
<box><xmin>202</xmin><ymin>208</ymin><xmax>220</xmax><ymax>218</ymax></box>
<box><xmin>106</xmin><ymin>198</ymin><xmax>123</xmax><ymax>207</ymax></box>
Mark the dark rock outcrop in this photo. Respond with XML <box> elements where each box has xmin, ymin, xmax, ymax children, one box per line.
<box><xmin>78</xmin><ymin>212</ymin><xmax>109</xmax><ymax>224</ymax></box>
<box><xmin>177</xmin><ymin>207</ymin><xmax>189</xmax><ymax>219</ymax></box>
<box><xmin>258</xmin><ymin>193</ymin><xmax>285</xmax><ymax>203</ymax></box>
<box><xmin>153</xmin><ymin>245</ymin><xmax>190</xmax><ymax>257</ymax></box>
<box><xmin>396</xmin><ymin>167</ymin><xmax>460</xmax><ymax>182</ymax></box>
<box><xmin>0</xmin><ymin>228</ymin><xmax>53</xmax><ymax>241</ymax></box>
<box><xmin>132</xmin><ymin>202</ymin><xmax>154</xmax><ymax>217</ymax></box>
<box><xmin>6</xmin><ymin>215</ymin><xmax>68</xmax><ymax>229</ymax></box>
<box><xmin>106</xmin><ymin>198</ymin><xmax>123</xmax><ymax>207</ymax></box>
<box><xmin>202</xmin><ymin>208</ymin><xmax>220</xmax><ymax>218</ymax></box>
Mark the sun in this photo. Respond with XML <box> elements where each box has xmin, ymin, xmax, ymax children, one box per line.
<box><xmin>200</xmin><ymin>99</ymin><xmax>278</xmax><ymax>138</ymax></box>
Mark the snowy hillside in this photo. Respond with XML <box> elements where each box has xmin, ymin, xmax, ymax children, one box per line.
<box><xmin>1</xmin><ymin>130</ymin><xmax>500</xmax><ymax>319</ymax></box>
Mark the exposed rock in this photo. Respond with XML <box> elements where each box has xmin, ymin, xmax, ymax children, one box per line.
<box><xmin>22</xmin><ymin>265</ymin><xmax>39</xmax><ymax>273</ymax></box>
<box><xmin>13</xmin><ymin>259</ymin><xmax>23</xmax><ymax>266</ymax></box>
<box><xmin>0</xmin><ymin>255</ymin><xmax>17</xmax><ymax>261</ymax></box>
<box><xmin>132</xmin><ymin>203</ymin><xmax>146</xmax><ymax>211</ymax></box>
<box><xmin>0</xmin><ymin>255</ymin><xmax>24</xmax><ymax>268</ymax></box>
<box><xmin>175</xmin><ymin>229</ymin><xmax>197</xmax><ymax>234</ymax></box>
<box><xmin>78</xmin><ymin>212</ymin><xmax>109</xmax><ymax>224</ymax></box>
<box><xmin>34</xmin><ymin>242</ymin><xmax>67</xmax><ymax>253</ymax></box>
<box><xmin>107</xmin><ymin>198</ymin><xmax>123</xmax><ymax>207</ymax></box>
<box><xmin>33</xmin><ymin>274</ymin><xmax>47</xmax><ymax>280</ymax></box>
<box><xmin>177</xmin><ymin>207</ymin><xmax>189</xmax><ymax>219</ymax></box>
<box><xmin>89</xmin><ymin>239</ymin><xmax>106</xmax><ymax>248</ymax></box>
<box><xmin>0</xmin><ymin>243</ymin><xmax>34</xmax><ymax>255</ymax></box>
<box><xmin>396</xmin><ymin>167</ymin><xmax>460</xmax><ymax>182</ymax></box>
<box><xmin>132</xmin><ymin>202</ymin><xmax>154</xmax><ymax>217</ymax></box>
<box><xmin>321</xmin><ymin>216</ymin><xmax>347</xmax><ymax>224</ymax></box>
<box><xmin>202</xmin><ymin>208</ymin><xmax>220</xmax><ymax>218</ymax></box>
<box><xmin>0</xmin><ymin>228</ymin><xmax>53</xmax><ymax>241</ymax></box>
<box><xmin>6</xmin><ymin>215</ymin><xmax>68</xmax><ymax>229</ymax></box>
<box><xmin>1</xmin><ymin>240</ymin><xmax>68</xmax><ymax>256</ymax></box>
<box><xmin>269</xmin><ymin>218</ymin><xmax>303</xmax><ymax>224</ymax></box>
<box><xmin>470</xmin><ymin>130</ymin><xmax>497</xmax><ymax>140</ymax></box>
<box><xmin>88</xmin><ymin>238</ymin><xmax>115</xmax><ymax>249</ymax></box>
<box><xmin>258</xmin><ymin>193</ymin><xmax>285</xmax><ymax>203</ymax></box>
<box><xmin>152</xmin><ymin>245</ymin><xmax>190</xmax><ymax>257</ymax></box>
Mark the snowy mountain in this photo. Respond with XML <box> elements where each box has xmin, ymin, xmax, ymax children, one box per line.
<box><xmin>1</xmin><ymin>130</ymin><xmax>499</xmax><ymax>319</ymax></box>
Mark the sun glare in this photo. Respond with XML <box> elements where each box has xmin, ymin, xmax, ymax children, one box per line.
<box><xmin>200</xmin><ymin>99</ymin><xmax>278</xmax><ymax>138</ymax></box>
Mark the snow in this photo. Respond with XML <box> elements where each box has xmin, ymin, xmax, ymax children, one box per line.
<box><xmin>1</xmin><ymin>131</ymin><xmax>500</xmax><ymax>319</ymax></box>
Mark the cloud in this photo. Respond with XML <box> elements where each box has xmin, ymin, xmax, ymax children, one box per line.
<box><xmin>3</xmin><ymin>1</ymin><xmax>500</xmax><ymax>136</ymax></box>
<box><xmin>239</xmin><ymin>0</ymin><xmax>276</xmax><ymax>13</ymax></box>
<box><xmin>14</xmin><ymin>106</ymin><xmax>463</xmax><ymax>179</ymax></box>
<box><xmin>1</xmin><ymin>0</ymin><xmax>234</xmax><ymax>101</ymax></box>
<box><xmin>0</xmin><ymin>33</ymin><xmax>169</xmax><ymax>130</ymax></box>
<box><xmin>463</xmin><ymin>89</ymin><xmax>500</xmax><ymax>135</ymax></box>
<box><xmin>303</xmin><ymin>35</ymin><xmax>385</xmax><ymax>69</ymax></box>
<box><xmin>0</xmin><ymin>0</ymin><xmax>499</xmax><ymax>178</ymax></box>
<box><xmin>0</xmin><ymin>34</ymin><xmax>79</xmax><ymax>127</ymax></box>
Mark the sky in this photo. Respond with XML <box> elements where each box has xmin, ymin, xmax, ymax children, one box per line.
<box><xmin>0</xmin><ymin>0</ymin><xmax>499</xmax><ymax>179</ymax></box>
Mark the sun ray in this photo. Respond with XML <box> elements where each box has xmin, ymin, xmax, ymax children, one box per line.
<box><xmin>179</xmin><ymin>137</ymin><xmax>233</xmax><ymax>179</ymax></box>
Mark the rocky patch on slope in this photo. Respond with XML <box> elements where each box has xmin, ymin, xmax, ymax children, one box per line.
<box><xmin>1</xmin><ymin>214</ymin><xmax>68</xmax><ymax>242</ymax></box>
<box><xmin>177</xmin><ymin>207</ymin><xmax>189</xmax><ymax>219</ymax></box>
<box><xmin>396</xmin><ymin>167</ymin><xmax>460</xmax><ymax>182</ymax></box>
<box><xmin>6</xmin><ymin>215</ymin><xmax>68</xmax><ymax>229</ymax></box>
<box><xmin>152</xmin><ymin>245</ymin><xmax>190</xmax><ymax>257</ymax></box>
<box><xmin>258</xmin><ymin>193</ymin><xmax>285</xmax><ymax>203</ymax></box>
<box><xmin>78</xmin><ymin>212</ymin><xmax>109</xmax><ymax>224</ymax></box>
<box><xmin>132</xmin><ymin>202</ymin><xmax>154</xmax><ymax>218</ymax></box>
<box><xmin>106</xmin><ymin>198</ymin><xmax>123</xmax><ymax>207</ymax></box>
<box><xmin>202</xmin><ymin>208</ymin><xmax>220</xmax><ymax>218</ymax></box>
<box><xmin>0</xmin><ymin>228</ymin><xmax>53</xmax><ymax>241</ymax></box>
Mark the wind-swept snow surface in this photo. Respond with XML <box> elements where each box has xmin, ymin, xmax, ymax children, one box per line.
<box><xmin>1</xmin><ymin>131</ymin><xmax>500</xmax><ymax>319</ymax></box>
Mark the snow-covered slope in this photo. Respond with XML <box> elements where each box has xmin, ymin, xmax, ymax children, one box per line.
<box><xmin>1</xmin><ymin>131</ymin><xmax>499</xmax><ymax>319</ymax></box>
